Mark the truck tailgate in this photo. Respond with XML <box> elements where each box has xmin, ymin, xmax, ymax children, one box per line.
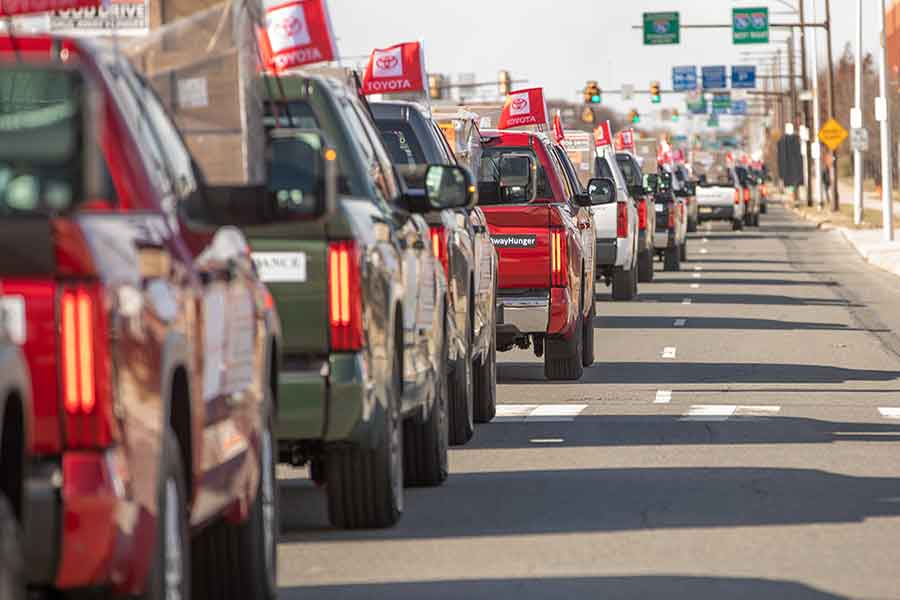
<box><xmin>480</xmin><ymin>204</ymin><xmax>551</xmax><ymax>289</ymax></box>
<box><xmin>591</xmin><ymin>203</ymin><xmax>618</xmax><ymax>239</ymax></box>
<box><xmin>697</xmin><ymin>186</ymin><xmax>735</xmax><ymax>207</ymax></box>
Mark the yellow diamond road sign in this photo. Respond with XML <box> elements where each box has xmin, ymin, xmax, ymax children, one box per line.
<box><xmin>818</xmin><ymin>118</ymin><xmax>848</xmax><ymax>151</ymax></box>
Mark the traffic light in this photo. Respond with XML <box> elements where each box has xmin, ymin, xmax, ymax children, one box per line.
<box><xmin>671</xmin><ymin>109</ymin><xmax>680</xmax><ymax>122</ymax></box>
<box><xmin>498</xmin><ymin>70</ymin><xmax>511</xmax><ymax>97</ymax></box>
<box><xmin>650</xmin><ymin>81</ymin><xmax>661</xmax><ymax>104</ymax></box>
<box><xmin>629</xmin><ymin>109</ymin><xmax>640</xmax><ymax>124</ymax></box>
<box><xmin>583</xmin><ymin>80</ymin><xmax>601</xmax><ymax>104</ymax></box>
<box><xmin>429</xmin><ymin>74</ymin><xmax>444</xmax><ymax>100</ymax></box>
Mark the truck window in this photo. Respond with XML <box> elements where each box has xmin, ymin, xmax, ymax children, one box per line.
<box><xmin>615</xmin><ymin>155</ymin><xmax>641</xmax><ymax>188</ymax></box>
<box><xmin>479</xmin><ymin>146</ymin><xmax>551</xmax><ymax>204</ymax></box>
<box><xmin>374</xmin><ymin>120</ymin><xmax>426</xmax><ymax>165</ymax></box>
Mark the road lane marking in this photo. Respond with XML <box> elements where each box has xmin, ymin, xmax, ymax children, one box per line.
<box><xmin>878</xmin><ymin>407</ymin><xmax>900</xmax><ymax>419</ymax></box>
<box><xmin>692</xmin><ymin>273</ymin><xmax>702</xmax><ymax>279</ymax></box>
<box><xmin>700</xmin><ymin>248</ymin><xmax>709</xmax><ymax>254</ymax></box>
<box><xmin>662</xmin><ymin>347</ymin><xmax>677</xmax><ymax>359</ymax></box>
<box><xmin>690</xmin><ymin>283</ymin><xmax>701</xmax><ymax>289</ymax></box>
<box><xmin>702</xmin><ymin>237</ymin><xmax>709</xmax><ymax>243</ymax></box>
<box><xmin>694</xmin><ymin>266</ymin><xmax>703</xmax><ymax>271</ymax></box>
<box><xmin>735</xmin><ymin>405</ymin><xmax>782</xmax><ymax>416</ymax></box>
<box><xmin>495</xmin><ymin>404</ymin><xmax>538</xmax><ymax>422</ymax></box>
<box><xmin>530</xmin><ymin>438</ymin><xmax>565</xmax><ymax>444</ymax></box>
<box><xmin>496</xmin><ymin>404</ymin><xmax>588</xmax><ymax>422</ymax></box>
<box><xmin>673</xmin><ymin>319</ymin><xmax>687</xmax><ymax>327</ymax></box>
<box><xmin>682</xmin><ymin>298</ymin><xmax>692</xmax><ymax>305</ymax></box>
<box><xmin>681</xmin><ymin>405</ymin><xmax>781</xmax><ymax>421</ymax></box>
<box><xmin>654</xmin><ymin>390</ymin><xmax>672</xmax><ymax>404</ymax></box>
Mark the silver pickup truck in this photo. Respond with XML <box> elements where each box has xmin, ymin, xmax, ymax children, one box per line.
<box><xmin>697</xmin><ymin>165</ymin><xmax>744</xmax><ymax>231</ymax></box>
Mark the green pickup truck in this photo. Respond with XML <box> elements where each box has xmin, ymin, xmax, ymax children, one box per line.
<box><xmin>249</xmin><ymin>74</ymin><xmax>475</xmax><ymax>529</ymax></box>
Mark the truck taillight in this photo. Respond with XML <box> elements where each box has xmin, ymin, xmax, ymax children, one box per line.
<box><xmin>328</xmin><ymin>240</ymin><xmax>363</xmax><ymax>351</ymax></box>
<box><xmin>60</xmin><ymin>284</ymin><xmax>112</xmax><ymax>448</ymax></box>
<box><xmin>679</xmin><ymin>202</ymin><xmax>685</xmax><ymax>221</ymax></box>
<box><xmin>734</xmin><ymin>189</ymin><xmax>741</xmax><ymax>205</ymax></box>
<box><xmin>550</xmin><ymin>229</ymin><xmax>568</xmax><ymax>287</ymax></box>
<box><xmin>743</xmin><ymin>188</ymin><xmax>751</xmax><ymax>204</ymax></box>
<box><xmin>667</xmin><ymin>202</ymin><xmax>675</xmax><ymax>229</ymax></box>
<box><xmin>429</xmin><ymin>226</ymin><xmax>449</xmax><ymax>277</ymax></box>
<box><xmin>616</xmin><ymin>201</ymin><xmax>628</xmax><ymax>238</ymax></box>
<box><xmin>638</xmin><ymin>199</ymin><xmax>648</xmax><ymax>230</ymax></box>
<box><xmin>760</xmin><ymin>184</ymin><xmax>767</xmax><ymax>198</ymax></box>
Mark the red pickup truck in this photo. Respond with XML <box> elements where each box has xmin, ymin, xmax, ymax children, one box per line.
<box><xmin>477</xmin><ymin>130</ymin><xmax>600</xmax><ymax>380</ymax></box>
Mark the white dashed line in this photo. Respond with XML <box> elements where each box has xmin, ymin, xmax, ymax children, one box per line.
<box><xmin>700</xmin><ymin>248</ymin><xmax>709</xmax><ymax>254</ymax></box>
<box><xmin>530</xmin><ymin>438</ymin><xmax>565</xmax><ymax>444</ymax></box>
<box><xmin>682</xmin><ymin>298</ymin><xmax>693</xmax><ymax>305</ymax></box>
<box><xmin>673</xmin><ymin>319</ymin><xmax>687</xmax><ymax>327</ymax></box>
<box><xmin>690</xmin><ymin>283</ymin><xmax>701</xmax><ymax>289</ymax></box>
<box><xmin>692</xmin><ymin>273</ymin><xmax>702</xmax><ymax>279</ymax></box>
<box><xmin>694</xmin><ymin>266</ymin><xmax>703</xmax><ymax>271</ymax></box>
<box><xmin>496</xmin><ymin>404</ymin><xmax>588</xmax><ymax>422</ymax></box>
<box><xmin>654</xmin><ymin>390</ymin><xmax>672</xmax><ymax>404</ymax></box>
<box><xmin>681</xmin><ymin>405</ymin><xmax>781</xmax><ymax>421</ymax></box>
<box><xmin>662</xmin><ymin>346</ymin><xmax>677</xmax><ymax>359</ymax></box>
<box><xmin>878</xmin><ymin>407</ymin><xmax>900</xmax><ymax>419</ymax></box>
<box><xmin>702</xmin><ymin>237</ymin><xmax>709</xmax><ymax>243</ymax></box>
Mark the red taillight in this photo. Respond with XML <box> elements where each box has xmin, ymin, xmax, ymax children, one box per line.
<box><xmin>743</xmin><ymin>188</ymin><xmax>751</xmax><ymax>204</ymax></box>
<box><xmin>679</xmin><ymin>202</ymin><xmax>685</xmax><ymax>221</ymax></box>
<box><xmin>328</xmin><ymin>240</ymin><xmax>363</xmax><ymax>351</ymax></box>
<box><xmin>638</xmin><ymin>199</ymin><xmax>648</xmax><ymax>230</ymax></box>
<box><xmin>429</xmin><ymin>226</ymin><xmax>449</xmax><ymax>277</ymax></box>
<box><xmin>550</xmin><ymin>229</ymin><xmax>568</xmax><ymax>287</ymax></box>
<box><xmin>667</xmin><ymin>202</ymin><xmax>675</xmax><ymax>229</ymax></box>
<box><xmin>60</xmin><ymin>284</ymin><xmax>112</xmax><ymax>448</ymax></box>
<box><xmin>616</xmin><ymin>201</ymin><xmax>628</xmax><ymax>238</ymax></box>
<box><xmin>734</xmin><ymin>189</ymin><xmax>741</xmax><ymax>205</ymax></box>
<box><xmin>760</xmin><ymin>184</ymin><xmax>767</xmax><ymax>198</ymax></box>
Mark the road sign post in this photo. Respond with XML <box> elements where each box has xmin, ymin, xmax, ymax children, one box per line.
<box><xmin>733</xmin><ymin>7</ymin><xmax>769</xmax><ymax>44</ymax></box>
<box><xmin>643</xmin><ymin>12</ymin><xmax>680</xmax><ymax>45</ymax></box>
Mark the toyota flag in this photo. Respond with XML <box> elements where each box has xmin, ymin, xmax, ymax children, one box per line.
<box><xmin>614</xmin><ymin>128</ymin><xmax>635</xmax><ymax>152</ymax></box>
<box><xmin>594</xmin><ymin>120</ymin><xmax>613</xmax><ymax>148</ymax></box>
<box><xmin>498</xmin><ymin>88</ymin><xmax>548</xmax><ymax>130</ymax></box>
<box><xmin>552</xmin><ymin>110</ymin><xmax>565</xmax><ymax>143</ymax></box>
<box><xmin>260</xmin><ymin>0</ymin><xmax>337</xmax><ymax>73</ymax></box>
<box><xmin>361</xmin><ymin>41</ymin><xmax>426</xmax><ymax>96</ymax></box>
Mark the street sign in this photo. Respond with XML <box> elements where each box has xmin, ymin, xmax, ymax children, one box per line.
<box><xmin>851</xmin><ymin>127</ymin><xmax>869</xmax><ymax>152</ymax></box>
<box><xmin>731</xmin><ymin>100</ymin><xmax>748</xmax><ymax>115</ymax></box>
<box><xmin>818</xmin><ymin>118</ymin><xmax>848</xmax><ymax>151</ymax></box>
<box><xmin>643</xmin><ymin>12</ymin><xmax>680</xmax><ymax>45</ymax></box>
<box><xmin>731</xmin><ymin>65</ymin><xmax>757</xmax><ymax>89</ymax></box>
<box><xmin>708</xmin><ymin>114</ymin><xmax>720</xmax><ymax>127</ymax></box>
<box><xmin>672</xmin><ymin>66</ymin><xmax>697</xmax><ymax>91</ymax></box>
<box><xmin>732</xmin><ymin>7</ymin><xmax>769</xmax><ymax>44</ymax></box>
<box><xmin>712</xmin><ymin>92</ymin><xmax>732</xmax><ymax>112</ymax></box>
<box><xmin>686</xmin><ymin>92</ymin><xmax>708</xmax><ymax>114</ymax></box>
<box><xmin>702</xmin><ymin>66</ymin><xmax>728</xmax><ymax>90</ymax></box>
<box><xmin>622</xmin><ymin>84</ymin><xmax>634</xmax><ymax>101</ymax></box>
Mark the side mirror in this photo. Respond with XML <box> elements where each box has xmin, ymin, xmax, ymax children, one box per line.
<box><xmin>587</xmin><ymin>177</ymin><xmax>617</xmax><ymax>205</ymax></box>
<box><xmin>424</xmin><ymin>164</ymin><xmax>477</xmax><ymax>211</ymax></box>
<box><xmin>498</xmin><ymin>153</ymin><xmax>537</xmax><ymax>202</ymax></box>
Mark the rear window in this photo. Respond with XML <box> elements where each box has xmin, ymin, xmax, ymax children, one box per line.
<box><xmin>374</xmin><ymin>120</ymin><xmax>426</xmax><ymax>166</ymax></box>
<box><xmin>615</xmin><ymin>155</ymin><xmax>641</xmax><ymax>187</ymax></box>
<box><xmin>478</xmin><ymin>146</ymin><xmax>551</xmax><ymax>205</ymax></box>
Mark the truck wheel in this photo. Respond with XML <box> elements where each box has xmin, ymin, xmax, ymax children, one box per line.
<box><xmin>148</xmin><ymin>431</ymin><xmax>190</xmax><ymax>600</ymax></box>
<box><xmin>753</xmin><ymin>213</ymin><xmax>761</xmax><ymax>227</ymax></box>
<box><xmin>403</xmin><ymin>314</ymin><xmax>449</xmax><ymax>486</ymax></box>
<box><xmin>325</xmin><ymin>345</ymin><xmax>403</xmax><ymax>529</ymax></box>
<box><xmin>473</xmin><ymin>316</ymin><xmax>497</xmax><ymax>424</ymax></box>
<box><xmin>611</xmin><ymin>266</ymin><xmax>637</xmax><ymax>301</ymax></box>
<box><xmin>0</xmin><ymin>495</ymin><xmax>24</xmax><ymax>600</ymax></box>
<box><xmin>638</xmin><ymin>249</ymin><xmax>654</xmax><ymax>282</ymax></box>
<box><xmin>687</xmin><ymin>217</ymin><xmax>698</xmax><ymax>233</ymax></box>
<box><xmin>761</xmin><ymin>203</ymin><xmax>767</xmax><ymax>214</ymax></box>
<box><xmin>680</xmin><ymin>239</ymin><xmax>688</xmax><ymax>263</ymax></box>
<box><xmin>581</xmin><ymin>296</ymin><xmax>595</xmax><ymax>367</ymax></box>
<box><xmin>544</xmin><ymin>313</ymin><xmax>584</xmax><ymax>381</ymax></box>
<box><xmin>663</xmin><ymin>245</ymin><xmax>681</xmax><ymax>272</ymax></box>
<box><xmin>733</xmin><ymin>218</ymin><xmax>743</xmax><ymax>231</ymax></box>
<box><xmin>448</xmin><ymin>306</ymin><xmax>474</xmax><ymax>446</ymax></box>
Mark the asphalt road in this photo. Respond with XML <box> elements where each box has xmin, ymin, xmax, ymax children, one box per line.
<box><xmin>275</xmin><ymin>202</ymin><xmax>900</xmax><ymax>600</ymax></box>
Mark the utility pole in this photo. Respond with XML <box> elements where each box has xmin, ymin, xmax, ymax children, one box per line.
<box><xmin>877</xmin><ymin>0</ymin><xmax>894</xmax><ymax>240</ymax></box>
<box><xmin>788</xmin><ymin>30</ymin><xmax>800</xmax><ymax>205</ymax></box>
<box><xmin>853</xmin><ymin>0</ymin><xmax>864</xmax><ymax>225</ymax></box>
<box><xmin>811</xmin><ymin>0</ymin><xmax>823</xmax><ymax>209</ymax></box>
<box><xmin>825</xmin><ymin>0</ymin><xmax>840</xmax><ymax>211</ymax></box>
<box><xmin>799</xmin><ymin>0</ymin><xmax>813</xmax><ymax>207</ymax></box>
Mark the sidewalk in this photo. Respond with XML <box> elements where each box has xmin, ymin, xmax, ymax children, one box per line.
<box><xmin>836</xmin><ymin>179</ymin><xmax>900</xmax><ymax>212</ymax></box>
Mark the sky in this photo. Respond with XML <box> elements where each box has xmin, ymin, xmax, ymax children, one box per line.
<box><xmin>328</xmin><ymin>0</ymin><xmax>882</xmax><ymax>123</ymax></box>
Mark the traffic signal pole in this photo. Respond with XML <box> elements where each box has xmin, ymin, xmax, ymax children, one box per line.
<box><xmin>799</xmin><ymin>0</ymin><xmax>813</xmax><ymax>207</ymax></box>
<box><xmin>854</xmin><ymin>0</ymin><xmax>864</xmax><ymax>225</ymax></box>
<box><xmin>825</xmin><ymin>0</ymin><xmax>840</xmax><ymax>211</ymax></box>
<box><xmin>877</xmin><ymin>0</ymin><xmax>894</xmax><ymax>241</ymax></box>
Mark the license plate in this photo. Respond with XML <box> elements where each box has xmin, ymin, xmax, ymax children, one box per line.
<box><xmin>251</xmin><ymin>252</ymin><xmax>308</xmax><ymax>283</ymax></box>
<box><xmin>699</xmin><ymin>207</ymin><xmax>713</xmax><ymax>214</ymax></box>
<box><xmin>654</xmin><ymin>204</ymin><xmax>664</xmax><ymax>213</ymax></box>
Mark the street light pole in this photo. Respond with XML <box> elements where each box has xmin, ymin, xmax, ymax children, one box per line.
<box><xmin>877</xmin><ymin>0</ymin><xmax>894</xmax><ymax>240</ymax></box>
<box><xmin>853</xmin><ymin>0</ymin><xmax>864</xmax><ymax>225</ymax></box>
<box><xmin>825</xmin><ymin>0</ymin><xmax>839</xmax><ymax>211</ymax></box>
<box><xmin>799</xmin><ymin>0</ymin><xmax>813</xmax><ymax>207</ymax></box>
<box><xmin>811</xmin><ymin>0</ymin><xmax>823</xmax><ymax>209</ymax></box>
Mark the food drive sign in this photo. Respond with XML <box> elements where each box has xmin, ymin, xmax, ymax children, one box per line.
<box><xmin>361</xmin><ymin>41</ymin><xmax>426</xmax><ymax>95</ymax></box>
<box><xmin>262</xmin><ymin>0</ymin><xmax>337</xmax><ymax>73</ymax></box>
<box><xmin>498</xmin><ymin>88</ymin><xmax>548</xmax><ymax>130</ymax></box>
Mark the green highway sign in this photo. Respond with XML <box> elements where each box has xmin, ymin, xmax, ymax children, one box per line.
<box><xmin>643</xmin><ymin>12</ymin><xmax>680</xmax><ymax>45</ymax></box>
<box><xmin>707</xmin><ymin>114</ymin><xmax>720</xmax><ymax>127</ymax></box>
<box><xmin>712</xmin><ymin>92</ymin><xmax>732</xmax><ymax>111</ymax></box>
<box><xmin>733</xmin><ymin>7</ymin><xmax>769</xmax><ymax>44</ymax></box>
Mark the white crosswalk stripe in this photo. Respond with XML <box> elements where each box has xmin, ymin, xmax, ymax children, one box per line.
<box><xmin>495</xmin><ymin>404</ymin><xmax>588</xmax><ymax>422</ymax></box>
<box><xmin>681</xmin><ymin>405</ymin><xmax>781</xmax><ymax>421</ymax></box>
<box><xmin>878</xmin><ymin>407</ymin><xmax>900</xmax><ymax>419</ymax></box>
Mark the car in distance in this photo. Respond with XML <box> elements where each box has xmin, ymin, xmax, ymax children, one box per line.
<box><xmin>697</xmin><ymin>163</ymin><xmax>745</xmax><ymax>231</ymax></box>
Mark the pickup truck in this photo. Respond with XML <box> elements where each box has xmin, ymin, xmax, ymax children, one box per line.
<box><xmin>372</xmin><ymin>100</ymin><xmax>499</xmax><ymax>439</ymax></box>
<box><xmin>1</xmin><ymin>32</ymin><xmax>284</xmax><ymax>599</ymax></box>
<box><xmin>256</xmin><ymin>73</ymin><xmax>473</xmax><ymax>528</ymax></box>
<box><xmin>615</xmin><ymin>152</ymin><xmax>656</xmax><ymax>283</ymax></box>
<box><xmin>478</xmin><ymin>130</ymin><xmax>599</xmax><ymax>380</ymax></box>
<box><xmin>594</xmin><ymin>148</ymin><xmax>640</xmax><ymax>300</ymax></box>
<box><xmin>735</xmin><ymin>165</ymin><xmax>761</xmax><ymax>227</ymax></box>
<box><xmin>674</xmin><ymin>163</ymin><xmax>699</xmax><ymax>232</ymax></box>
<box><xmin>697</xmin><ymin>165</ymin><xmax>745</xmax><ymax>231</ymax></box>
<box><xmin>651</xmin><ymin>171</ymin><xmax>687</xmax><ymax>271</ymax></box>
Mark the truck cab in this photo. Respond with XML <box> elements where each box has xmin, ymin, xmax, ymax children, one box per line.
<box><xmin>594</xmin><ymin>148</ymin><xmax>640</xmax><ymax>300</ymax></box>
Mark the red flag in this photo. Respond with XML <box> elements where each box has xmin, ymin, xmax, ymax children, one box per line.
<box><xmin>262</xmin><ymin>0</ymin><xmax>337</xmax><ymax>73</ymax></box>
<box><xmin>552</xmin><ymin>110</ymin><xmax>565</xmax><ymax>143</ymax></box>
<box><xmin>497</xmin><ymin>88</ymin><xmax>548</xmax><ymax>130</ymax></box>
<box><xmin>614</xmin><ymin>128</ymin><xmax>635</xmax><ymax>152</ymax></box>
<box><xmin>594</xmin><ymin>120</ymin><xmax>613</xmax><ymax>148</ymax></box>
<box><xmin>0</xmin><ymin>0</ymin><xmax>99</xmax><ymax>16</ymax></box>
<box><xmin>361</xmin><ymin>41</ymin><xmax>426</xmax><ymax>96</ymax></box>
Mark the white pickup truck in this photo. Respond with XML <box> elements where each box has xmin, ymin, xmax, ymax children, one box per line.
<box><xmin>697</xmin><ymin>166</ymin><xmax>744</xmax><ymax>231</ymax></box>
<box><xmin>593</xmin><ymin>147</ymin><xmax>639</xmax><ymax>301</ymax></box>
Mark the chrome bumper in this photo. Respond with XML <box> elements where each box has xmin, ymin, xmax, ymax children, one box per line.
<box><xmin>497</xmin><ymin>294</ymin><xmax>549</xmax><ymax>335</ymax></box>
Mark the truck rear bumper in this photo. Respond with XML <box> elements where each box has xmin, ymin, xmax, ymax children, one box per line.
<box><xmin>496</xmin><ymin>292</ymin><xmax>549</xmax><ymax>337</ymax></box>
<box><xmin>698</xmin><ymin>205</ymin><xmax>736</xmax><ymax>221</ymax></box>
<box><xmin>595</xmin><ymin>238</ymin><xmax>618</xmax><ymax>272</ymax></box>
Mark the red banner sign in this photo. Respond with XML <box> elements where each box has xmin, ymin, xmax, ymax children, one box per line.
<box><xmin>0</xmin><ymin>0</ymin><xmax>99</xmax><ymax>16</ymax></box>
<box><xmin>614</xmin><ymin>128</ymin><xmax>635</xmax><ymax>152</ymax></box>
<box><xmin>361</xmin><ymin>41</ymin><xmax>426</xmax><ymax>95</ymax></box>
<box><xmin>497</xmin><ymin>88</ymin><xmax>548</xmax><ymax>130</ymax></box>
<box><xmin>594</xmin><ymin>120</ymin><xmax>613</xmax><ymax>148</ymax></box>
<box><xmin>262</xmin><ymin>0</ymin><xmax>337</xmax><ymax>73</ymax></box>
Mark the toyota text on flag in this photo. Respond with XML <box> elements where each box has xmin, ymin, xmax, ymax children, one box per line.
<box><xmin>361</xmin><ymin>41</ymin><xmax>426</xmax><ymax>95</ymax></box>
<box><xmin>497</xmin><ymin>88</ymin><xmax>548</xmax><ymax>130</ymax></box>
<box><xmin>261</xmin><ymin>0</ymin><xmax>337</xmax><ymax>73</ymax></box>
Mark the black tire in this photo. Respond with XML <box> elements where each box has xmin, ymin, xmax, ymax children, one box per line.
<box><xmin>233</xmin><ymin>389</ymin><xmax>279</xmax><ymax>599</ymax></box>
<box><xmin>760</xmin><ymin>203</ymin><xmax>767</xmax><ymax>214</ymax></box>
<box><xmin>325</xmin><ymin>341</ymin><xmax>403</xmax><ymax>529</ymax></box>
<box><xmin>148</xmin><ymin>431</ymin><xmax>190</xmax><ymax>600</ymax></box>
<box><xmin>663</xmin><ymin>244</ymin><xmax>681</xmax><ymax>271</ymax></box>
<box><xmin>581</xmin><ymin>295</ymin><xmax>595</xmax><ymax>367</ymax></box>
<box><xmin>611</xmin><ymin>265</ymin><xmax>637</xmax><ymax>300</ymax></box>
<box><xmin>473</xmin><ymin>308</ymin><xmax>497</xmax><ymax>424</ymax></box>
<box><xmin>687</xmin><ymin>217</ymin><xmax>698</xmax><ymax>233</ymax></box>
<box><xmin>448</xmin><ymin>303</ymin><xmax>474</xmax><ymax>446</ymax></box>
<box><xmin>680</xmin><ymin>240</ymin><xmax>687</xmax><ymax>263</ymax></box>
<box><xmin>0</xmin><ymin>495</ymin><xmax>24</xmax><ymax>600</ymax></box>
<box><xmin>754</xmin><ymin>213</ymin><xmax>761</xmax><ymax>227</ymax></box>
<box><xmin>732</xmin><ymin>218</ymin><xmax>744</xmax><ymax>231</ymax></box>
<box><xmin>637</xmin><ymin>249</ymin><xmax>654</xmax><ymax>282</ymax></box>
<box><xmin>544</xmin><ymin>312</ymin><xmax>584</xmax><ymax>381</ymax></box>
<box><xmin>403</xmin><ymin>311</ymin><xmax>449</xmax><ymax>486</ymax></box>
